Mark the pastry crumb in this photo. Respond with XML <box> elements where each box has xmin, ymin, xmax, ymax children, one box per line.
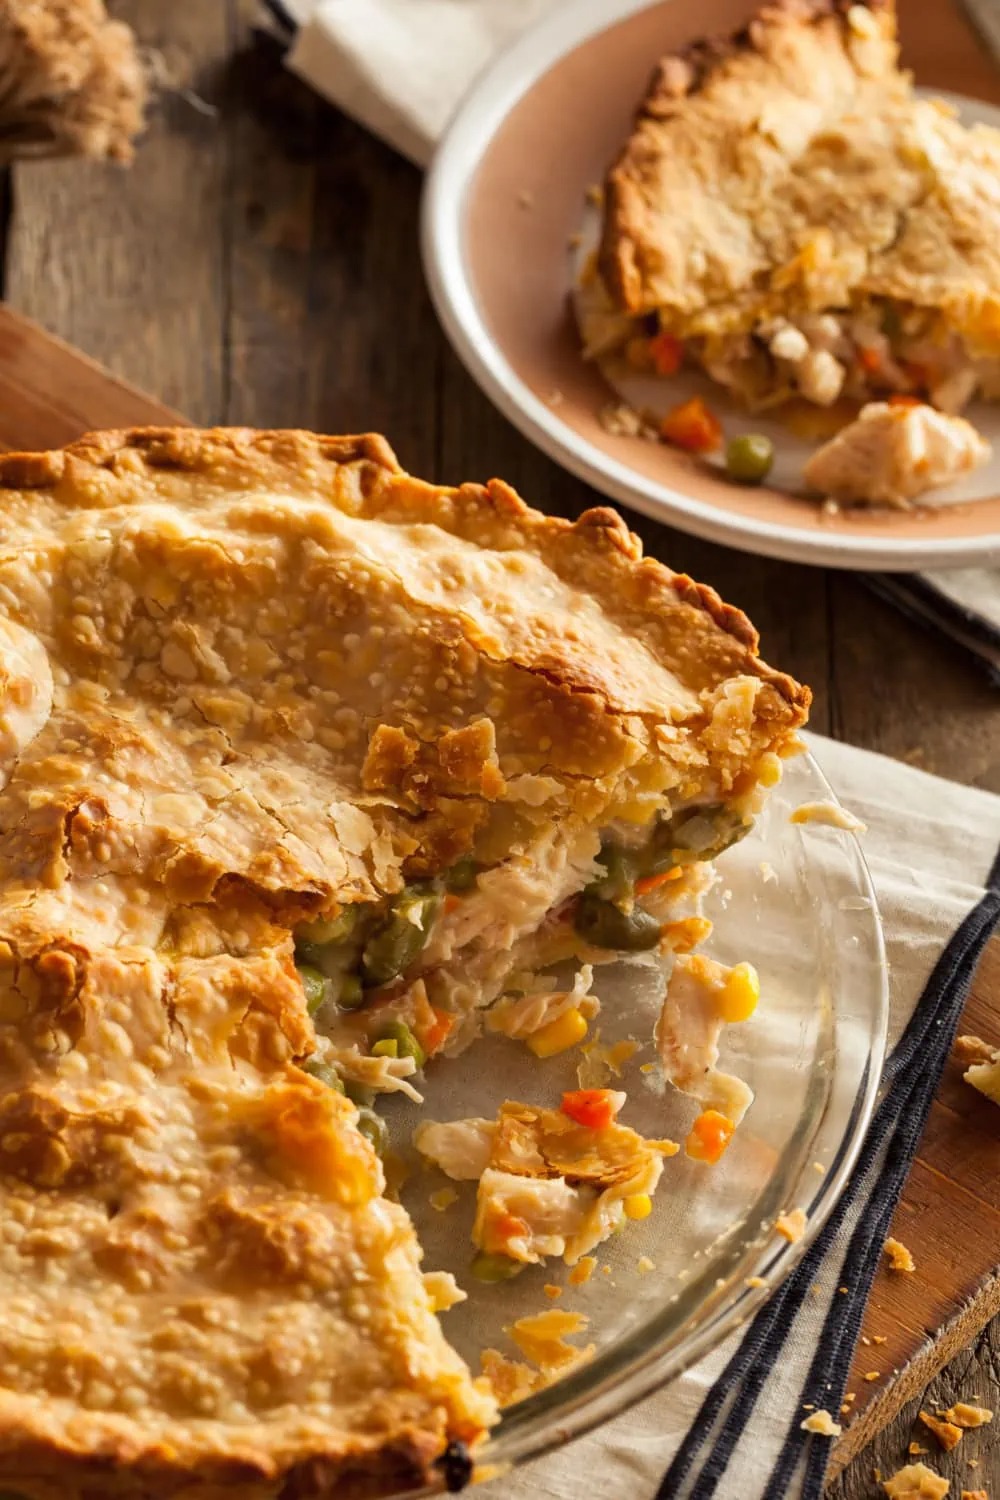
<box><xmin>543</xmin><ymin>1284</ymin><xmax>562</xmax><ymax>1301</ymax></box>
<box><xmin>775</xmin><ymin>1208</ymin><xmax>806</xmax><ymax>1243</ymax></box>
<box><xmin>954</xmin><ymin>1036</ymin><xmax>1000</xmax><ymax>1105</ymax></box>
<box><xmin>745</xmin><ymin>1275</ymin><xmax>766</xmax><ymax>1288</ymax></box>
<box><xmin>812</xmin><ymin>1161</ymin><xmax>826</xmax><ymax>1174</ymax></box>
<box><xmin>960</xmin><ymin>1491</ymin><xmax>988</xmax><ymax>1500</ymax></box>
<box><xmin>884</xmin><ymin>1237</ymin><xmax>916</xmax><ymax>1272</ymax></box>
<box><xmin>800</xmin><ymin>1408</ymin><xmax>841</xmax><ymax>1436</ymax></box>
<box><xmin>954</xmin><ymin>1035</ymin><xmax>996</xmax><ymax>1067</ymax></box>
<box><xmin>864</xmin><ymin>1370</ymin><xmax>882</xmax><ymax>1382</ymax></box>
<box><xmin>882</xmin><ymin>1462</ymin><xmax>950</xmax><ymax>1499</ymax></box>
<box><xmin>508</xmin><ymin>1310</ymin><xmax>594</xmax><ymax>1372</ymax></box>
<box><xmin>429</xmin><ymin>1187</ymin><xmax>459</xmax><ymax>1212</ymax></box>
<box><xmin>422</xmin><ymin>1270</ymin><xmax>466</xmax><ymax>1313</ymax></box>
<box><xmin>873</xmin><ymin>1335</ymin><xmax>888</xmax><ymax>1345</ymax></box>
<box><xmin>790</xmin><ymin>800</ymin><xmax>866</xmax><ymax>832</ymax></box>
<box><xmin>480</xmin><ymin>1348</ymin><xmax>544</xmax><ymax>1407</ymax></box>
<box><xmin>637</xmin><ymin>1256</ymin><xmax>655</xmax><ymax>1274</ymax></box>
<box><xmin>908</xmin><ymin>1443</ymin><xmax>928</xmax><ymax>1456</ymax></box>
<box><xmin>944</xmin><ymin>1404</ymin><xmax>993</xmax><ymax>1428</ymax></box>
<box><xmin>919</xmin><ymin>1411</ymin><xmax>963</xmax><ymax>1451</ymax></box>
<box><xmin>599</xmin><ymin>401</ymin><xmax>645</xmax><ymax>437</ymax></box>
<box><xmin>568</xmin><ymin>1256</ymin><xmax>597</xmax><ymax>1287</ymax></box>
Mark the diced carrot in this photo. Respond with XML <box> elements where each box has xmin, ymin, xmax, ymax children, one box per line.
<box><xmin>496</xmin><ymin>1212</ymin><xmax>531</xmax><ymax>1242</ymax></box>
<box><xmin>857</xmin><ymin>346</ymin><xmax>882</xmax><ymax>375</ymax></box>
<box><xmin>560</xmin><ymin>1089</ymin><xmax>623</xmax><ymax>1131</ymax></box>
<box><xmin>420</xmin><ymin>1006</ymin><xmax>455</xmax><ymax>1057</ymax></box>
<box><xmin>659</xmin><ymin>397</ymin><xmax>723</xmax><ymax>454</ymax></box>
<box><xmin>443</xmin><ymin>893</ymin><xmax>462</xmax><ymax>915</ymax></box>
<box><xmin>685</xmin><ymin>1109</ymin><xmax>735</xmax><ymax>1164</ymax></box>
<box><xmin>888</xmin><ymin>393</ymin><xmax>922</xmax><ymax>408</ymax></box>
<box><xmin>625</xmin><ymin>336</ymin><xmax>655</xmax><ymax>372</ymax></box>
<box><xmin>648</xmin><ymin>331</ymin><xmax>684</xmax><ymax>377</ymax></box>
<box><xmin>634</xmin><ymin>867</ymin><xmax>682</xmax><ymax>896</ymax></box>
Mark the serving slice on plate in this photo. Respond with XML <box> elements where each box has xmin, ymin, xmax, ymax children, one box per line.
<box><xmin>589</xmin><ymin>0</ymin><xmax>1000</xmax><ymax>419</ymax></box>
<box><xmin>0</xmin><ymin>426</ymin><xmax>807</xmax><ymax>1495</ymax></box>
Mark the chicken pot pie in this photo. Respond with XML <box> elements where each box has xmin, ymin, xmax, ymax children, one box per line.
<box><xmin>0</xmin><ymin>426</ymin><xmax>808</xmax><ymax>1496</ymax></box>
<box><xmin>585</xmin><ymin>0</ymin><xmax>1000</xmax><ymax>414</ymax></box>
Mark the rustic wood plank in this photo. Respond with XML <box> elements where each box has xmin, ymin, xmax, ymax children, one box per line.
<box><xmin>4</xmin><ymin>0</ymin><xmax>230</xmax><ymax>424</ymax></box>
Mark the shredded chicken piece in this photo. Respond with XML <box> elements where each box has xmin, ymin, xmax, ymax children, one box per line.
<box><xmin>790</xmin><ymin>800</ymin><xmax>866</xmax><ymax>832</ymax></box>
<box><xmin>656</xmin><ymin>953</ymin><xmax>754</xmax><ymax>1124</ymax></box>
<box><xmin>413</xmin><ymin>1119</ymin><xmax>497</xmax><ymax>1180</ymax></box>
<box><xmin>803</xmin><ymin>402</ymin><xmax>990</xmax><ymax>508</ymax></box>
<box><xmin>486</xmin><ymin>966</ymin><xmax>598</xmax><ymax>1039</ymax></box>
<box><xmin>475</xmin><ymin>1169</ymin><xmax>592</xmax><ymax>1264</ymax></box>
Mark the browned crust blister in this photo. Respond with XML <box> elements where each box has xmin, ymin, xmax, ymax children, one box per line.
<box><xmin>0</xmin><ymin>426</ymin><xmax>807</xmax><ymax>1498</ymax></box>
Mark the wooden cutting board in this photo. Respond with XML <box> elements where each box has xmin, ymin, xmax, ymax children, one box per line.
<box><xmin>0</xmin><ymin>302</ymin><xmax>995</xmax><ymax>1476</ymax></box>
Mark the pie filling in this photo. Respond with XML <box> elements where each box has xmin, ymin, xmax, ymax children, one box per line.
<box><xmin>582</xmin><ymin>289</ymin><xmax>1000</xmax><ymax>415</ymax></box>
<box><xmin>295</xmin><ymin>794</ymin><xmax>757</xmax><ymax>1103</ymax></box>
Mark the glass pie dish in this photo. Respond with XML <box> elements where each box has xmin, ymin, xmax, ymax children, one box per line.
<box><xmin>381</xmin><ymin>746</ymin><xmax>888</xmax><ymax>1492</ymax></box>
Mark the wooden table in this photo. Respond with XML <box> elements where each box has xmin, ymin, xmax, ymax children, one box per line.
<box><xmin>4</xmin><ymin>2</ymin><xmax>999</xmax><ymax>1489</ymax></box>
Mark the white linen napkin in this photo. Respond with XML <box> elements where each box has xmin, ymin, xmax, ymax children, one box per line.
<box><xmin>267</xmin><ymin>0</ymin><xmax>1000</xmax><ymax>679</ymax></box>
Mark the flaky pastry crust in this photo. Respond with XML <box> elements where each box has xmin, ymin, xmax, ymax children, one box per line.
<box><xmin>599</xmin><ymin>0</ymin><xmax>1000</xmax><ymax>349</ymax></box>
<box><xmin>0</xmin><ymin>427</ymin><xmax>808</xmax><ymax>1497</ymax></box>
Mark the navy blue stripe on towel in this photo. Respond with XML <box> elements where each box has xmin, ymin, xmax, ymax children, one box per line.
<box><xmin>656</xmin><ymin>842</ymin><xmax>1000</xmax><ymax>1500</ymax></box>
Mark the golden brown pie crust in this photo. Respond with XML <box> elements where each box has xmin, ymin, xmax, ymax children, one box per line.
<box><xmin>0</xmin><ymin>427</ymin><xmax>808</xmax><ymax>1497</ymax></box>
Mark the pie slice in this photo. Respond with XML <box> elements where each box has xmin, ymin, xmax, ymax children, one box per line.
<box><xmin>0</xmin><ymin>426</ymin><xmax>807</xmax><ymax>1495</ymax></box>
<box><xmin>588</xmin><ymin>0</ymin><xmax>1000</xmax><ymax>413</ymax></box>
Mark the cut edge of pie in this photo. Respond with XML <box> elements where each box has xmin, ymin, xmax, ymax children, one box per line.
<box><xmin>0</xmin><ymin>426</ymin><xmax>809</xmax><ymax>1496</ymax></box>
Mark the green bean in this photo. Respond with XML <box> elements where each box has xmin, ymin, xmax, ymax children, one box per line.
<box><xmin>469</xmin><ymin>1250</ymin><xmax>526</xmax><ymax>1283</ymax></box>
<box><xmin>725</xmin><ymin>434</ymin><xmax>774</xmax><ymax>486</ymax></box>
<box><xmin>344</xmin><ymin>1079</ymin><xmax>376</xmax><ymax>1107</ymax></box>
<box><xmin>446</xmin><ymin>856</ymin><xmax>479</xmax><ymax>892</ymax></box>
<box><xmin>356</xmin><ymin>1106</ymin><xmax>389</xmax><ymax>1155</ymax></box>
<box><xmin>301</xmin><ymin>1058</ymin><xmax>346</xmax><ymax>1094</ymax></box>
<box><xmin>574</xmin><ymin>892</ymin><xmax>662</xmax><ymax>951</ymax></box>
<box><xmin>297</xmin><ymin>963</ymin><xmax>333</xmax><ymax>1014</ymax></box>
<box><xmin>361</xmin><ymin>883</ymin><xmax>441</xmax><ymax>987</ymax></box>
<box><xmin>377</xmin><ymin>1020</ymin><xmax>426</xmax><ymax>1068</ymax></box>
<box><xmin>589</xmin><ymin>842</ymin><xmax>640</xmax><ymax>902</ymax></box>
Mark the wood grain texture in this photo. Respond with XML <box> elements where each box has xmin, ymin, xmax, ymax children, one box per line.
<box><xmin>0</xmin><ymin>2</ymin><xmax>997</xmax><ymax>1496</ymax></box>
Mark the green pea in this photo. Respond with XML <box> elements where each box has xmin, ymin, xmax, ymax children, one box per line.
<box><xmin>333</xmin><ymin>972</ymin><xmax>366</xmax><ymax>1011</ymax></box>
<box><xmin>361</xmin><ymin>884</ymin><xmax>441</xmax><ymax>987</ymax></box>
<box><xmin>590</xmin><ymin>842</ymin><xmax>639</xmax><ymax>902</ymax></box>
<box><xmin>371</xmin><ymin>1037</ymin><xmax>399</xmax><ymax>1059</ymax></box>
<box><xmin>725</xmin><ymin>434</ymin><xmax>774</xmax><ymax>486</ymax></box>
<box><xmin>344</xmin><ymin>1079</ymin><xmax>376</xmax><ymax>1107</ymax></box>
<box><xmin>470</xmin><ymin>1250</ymin><xmax>526</xmax><ymax>1283</ymax></box>
<box><xmin>302</xmin><ymin>1058</ymin><xmax>346</xmax><ymax>1094</ymax></box>
<box><xmin>377</xmin><ymin>1020</ymin><xmax>426</xmax><ymax>1068</ymax></box>
<box><xmin>356</xmin><ymin>1106</ymin><xmax>389</xmax><ymax>1155</ymax></box>
<box><xmin>574</xmin><ymin>892</ymin><xmax>662</xmax><ymax>951</ymax></box>
<box><xmin>446</xmin><ymin>856</ymin><xmax>479</xmax><ymax>892</ymax></box>
<box><xmin>297</xmin><ymin>963</ymin><xmax>333</xmax><ymax>1014</ymax></box>
<box><xmin>297</xmin><ymin>907</ymin><xmax>358</xmax><ymax>945</ymax></box>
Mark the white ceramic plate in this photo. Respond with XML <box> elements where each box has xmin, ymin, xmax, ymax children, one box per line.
<box><xmin>422</xmin><ymin>0</ymin><xmax>1000</xmax><ymax>570</ymax></box>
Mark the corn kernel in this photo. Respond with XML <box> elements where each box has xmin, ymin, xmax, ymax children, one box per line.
<box><xmin>623</xmin><ymin>1193</ymin><xmax>653</xmax><ymax>1221</ymax></box>
<box><xmin>719</xmin><ymin>962</ymin><xmax>760</xmax><ymax>1024</ymax></box>
<box><xmin>527</xmin><ymin>1007</ymin><xmax>589</xmax><ymax>1059</ymax></box>
<box><xmin>758</xmin><ymin>752</ymin><xmax>783</xmax><ymax>788</ymax></box>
